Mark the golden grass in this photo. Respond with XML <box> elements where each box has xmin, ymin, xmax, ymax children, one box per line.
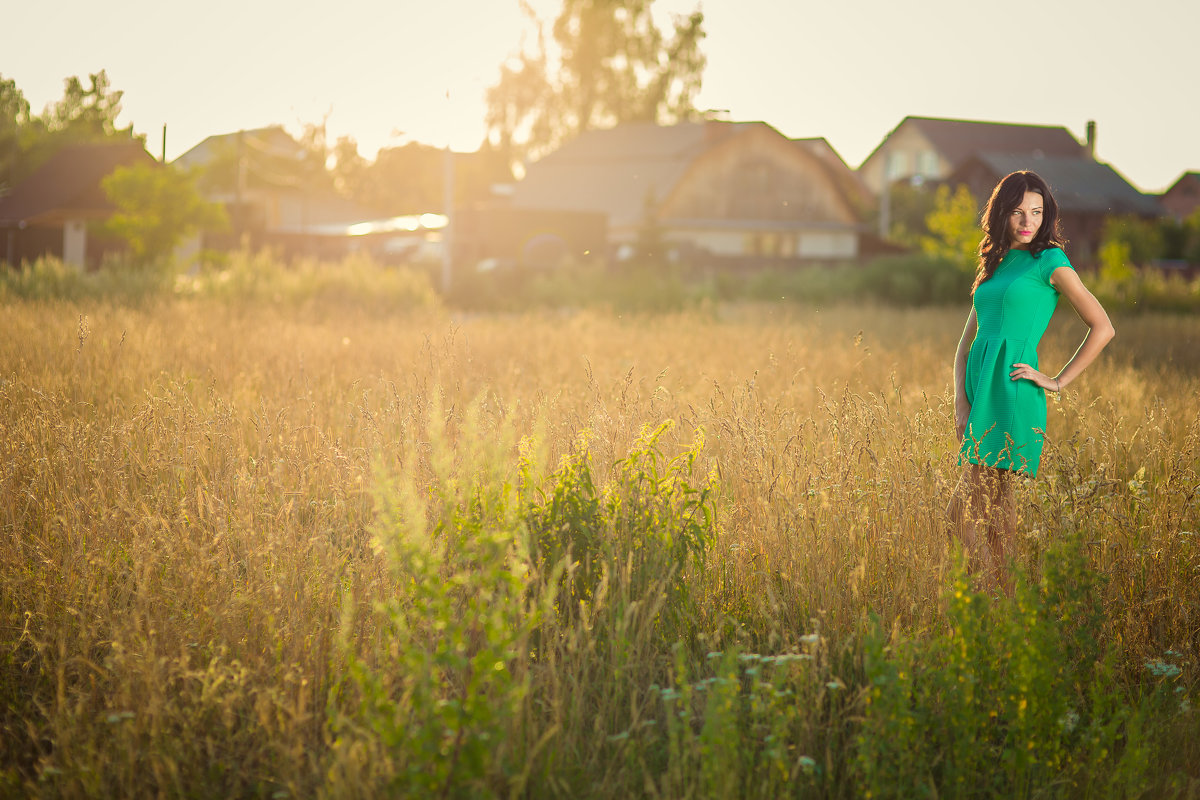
<box><xmin>2</xmin><ymin>295</ymin><xmax>1197</xmax><ymax>796</ymax></box>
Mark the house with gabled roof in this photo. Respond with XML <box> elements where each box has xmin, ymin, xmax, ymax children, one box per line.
<box><xmin>0</xmin><ymin>140</ymin><xmax>155</xmax><ymax>268</ymax></box>
<box><xmin>1161</xmin><ymin>172</ymin><xmax>1200</xmax><ymax>222</ymax></box>
<box><xmin>859</xmin><ymin>115</ymin><xmax>1163</xmax><ymax>265</ymax></box>
<box><xmin>174</xmin><ymin>126</ymin><xmax>381</xmax><ymax>254</ymax></box>
<box><xmin>511</xmin><ymin>120</ymin><xmax>872</xmax><ymax>264</ymax></box>
<box><xmin>858</xmin><ymin>115</ymin><xmax>1091</xmax><ymax>194</ymax></box>
<box><xmin>948</xmin><ymin>153</ymin><xmax>1162</xmax><ymax>263</ymax></box>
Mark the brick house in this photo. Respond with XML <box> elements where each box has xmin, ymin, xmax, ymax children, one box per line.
<box><xmin>1161</xmin><ymin>172</ymin><xmax>1200</xmax><ymax>222</ymax></box>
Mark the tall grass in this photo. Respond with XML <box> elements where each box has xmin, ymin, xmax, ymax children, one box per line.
<box><xmin>1</xmin><ymin>284</ymin><xmax>1197</xmax><ymax>796</ymax></box>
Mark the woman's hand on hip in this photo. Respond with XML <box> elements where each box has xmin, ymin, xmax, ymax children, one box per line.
<box><xmin>1009</xmin><ymin>362</ymin><xmax>1057</xmax><ymax>391</ymax></box>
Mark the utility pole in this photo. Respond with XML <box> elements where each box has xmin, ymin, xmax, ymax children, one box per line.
<box><xmin>236</xmin><ymin>130</ymin><xmax>247</xmax><ymax>245</ymax></box>
<box><xmin>442</xmin><ymin>146</ymin><xmax>454</xmax><ymax>294</ymax></box>
<box><xmin>879</xmin><ymin>178</ymin><xmax>891</xmax><ymax>241</ymax></box>
<box><xmin>878</xmin><ymin>156</ymin><xmax>894</xmax><ymax>241</ymax></box>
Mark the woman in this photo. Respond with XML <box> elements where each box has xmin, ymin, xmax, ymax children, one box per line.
<box><xmin>949</xmin><ymin>170</ymin><xmax>1115</xmax><ymax>591</ymax></box>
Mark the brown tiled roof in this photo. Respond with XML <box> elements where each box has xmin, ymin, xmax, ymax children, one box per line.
<box><xmin>953</xmin><ymin>153</ymin><xmax>1161</xmax><ymax>215</ymax></box>
<box><xmin>866</xmin><ymin>116</ymin><xmax>1087</xmax><ymax>169</ymax></box>
<box><xmin>793</xmin><ymin>137</ymin><xmax>874</xmax><ymax>209</ymax></box>
<box><xmin>1164</xmin><ymin>171</ymin><xmax>1200</xmax><ymax>193</ymax></box>
<box><xmin>513</xmin><ymin>121</ymin><xmax>869</xmax><ymax>228</ymax></box>
<box><xmin>512</xmin><ymin>121</ymin><xmax>757</xmax><ymax>228</ymax></box>
<box><xmin>0</xmin><ymin>141</ymin><xmax>155</xmax><ymax>225</ymax></box>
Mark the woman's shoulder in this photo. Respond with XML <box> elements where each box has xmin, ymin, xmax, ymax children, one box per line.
<box><xmin>1033</xmin><ymin>246</ymin><xmax>1074</xmax><ymax>281</ymax></box>
<box><xmin>1034</xmin><ymin>245</ymin><xmax>1070</xmax><ymax>262</ymax></box>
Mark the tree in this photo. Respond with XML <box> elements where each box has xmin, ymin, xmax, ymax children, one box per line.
<box><xmin>633</xmin><ymin>186</ymin><xmax>666</xmax><ymax>266</ymax></box>
<box><xmin>921</xmin><ymin>184</ymin><xmax>981</xmax><ymax>271</ymax></box>
<box><xmin>347</xmin><ymin>141</ymin><xmax>512</xmax><ymax>216</ymax></box>
<box><xmin>1185</xmin><ymin>208</ymin><xmax>1200</xmax><ymax>264</ymax></box>
<box><xmin>1100</xmin><ymin>215</ymin><xmax>1164</xmax><ymax>267</ymax></box>
<box><xmin>44</xmin><ymin>71</ymin><xmax>135</xmax><ymax>142</ymax></box>
<box><xmin>486</xmin><ymin>0</ymin><xmax>706</xmax><ymax>166</ymax></box>
<box><xmin>0</xmin><ymin>74</ymin><xmax>31</xmax><ymax>193</ymax></box>
<box><xmin>329</xmin><ymin>135</ymin><xmax>368</xmax><ymax>198</ymax></box>
<box><xmin>101</xmin><ymin>163</ymin><xmax>227</xmax><ymax>269</ymax></box>
<box><xmin>2</xmin><ymin>70</ymin><xmax>142</xmax><ymax>186</ymax></box>
<box><xmin>874</xmin><ymin>180</ymin><xmax>938</xmax><ymax>249</ymax></box>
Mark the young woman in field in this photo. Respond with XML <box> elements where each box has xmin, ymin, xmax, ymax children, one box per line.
<box><xmin>949</xmin><ymin>170</ymin><xmax>1115</xmax><ymax>591</ymax></box>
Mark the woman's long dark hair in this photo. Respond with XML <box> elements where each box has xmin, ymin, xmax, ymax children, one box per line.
<box><xmin>971</xmin><ymin>170</ymin><xmax>1065</xmax><ymax>295</ymax></box>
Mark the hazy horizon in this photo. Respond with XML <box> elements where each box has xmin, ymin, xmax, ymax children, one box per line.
<box><xmin>7</xmin><ymin>0</ymin><xmax>1198</xmax><ymax>192</ymax></box>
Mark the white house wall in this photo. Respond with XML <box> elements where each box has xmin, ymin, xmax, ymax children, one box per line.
<box><xmin>63</xmin><ymin>219</ymin><xmax>87</xmax><ymax>268</ymax></box>
<box><xmin>860</xmin><ymin>124</ymin><xmax>944</xmax><ymax>194</ymax></box>
<box><xmin>668</xmin><ymin>227</ymin><xmax>858</xmax><ymax>259</ymax></box>
<box><xmin>678</xmin><ymin>230</ymin><xmax>746</xmax><ymax>256</ymax></box>
<box><xmin>797</xmin><ymin>231</ymin><xmax>857</xmax><ymax>259</ymax></box>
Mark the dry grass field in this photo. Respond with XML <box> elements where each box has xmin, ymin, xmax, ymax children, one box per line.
<box><xmin>2</xmin><ymin>275</ymin><xmax>1198</xmax><ymax>797</ymax></box>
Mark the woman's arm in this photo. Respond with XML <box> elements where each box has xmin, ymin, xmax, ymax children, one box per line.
<box><xmin>1009</xmin><ymin>266</ymin><xmax>1115</xmax><ymax>392</ymax></box>
<box><xmin>954</xmin><ymin>307</ymin><xmax>978</xmax><ymax>442</ymax></box>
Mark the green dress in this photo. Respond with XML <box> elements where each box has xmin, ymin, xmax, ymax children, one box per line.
<box><xmin>961</xmin><ymin>246</ymin><xmax>1074</xmax><ymax>477</ymax></box>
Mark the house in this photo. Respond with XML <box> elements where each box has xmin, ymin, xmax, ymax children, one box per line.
<box><xmin>1161</xmin><ymin>172</ymin><xmax>1200</xmax><ymax>222</ymax></box>
<box><xmin>0</xmin><ymin>141</ymin><xmax>156</xmax><ymax>268</ymax></box>
<box><xmin>510</xmin><ymin>120</ymin><xmax>872</xmax><ymax>265</ymax></box>
<box><xmin>858</xmin><ymin>115</ymin><xmax>1090</xmax><ymax>194</ymax></box>
<box><xmin>948</xmin><ymin>154</ymin><xmax>1161</xmax><ymax>264</ymax></box>
<box><xmin>174</xmin><ymin>126</ymin><xmax>381</xmax><ymax>256</ymax></box>
<box><xmin>858</xmin><ymin>115</ymin><xmax>1162</xmax><ymax>265</ymax></box>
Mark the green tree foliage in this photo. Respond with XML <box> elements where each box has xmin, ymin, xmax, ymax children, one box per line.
<box><xmin>486</xmin><ymin>0</ymin><xmax>706</xmax><ymax>165</ymax></box>
<box><xmin>876</xmin><ymin>180</ymin><xmax>938</xmax><ymax>248</ymax></box>
<box><xmin>329</xmin><ymin>135</ymin><xmax>367</xmax><ymax>198</ymax></box>
<box><xmin>633</xmin><ymin>186</ymin><xmax>667</xmax><ymax>266</ymax></box>
<box><xmin>1184</xmin><ymin>208</ymin><xmax>1200</xmax><ymax>263</ymax></box>
<box><xmin>0</xmin><ymin>75</ymin><xmax>31</xmax><ymax>193</ymax></box>
<box><xmin>921</xmin><ymin>184</ymin><xmax>981</xmax><ymax>271</ymax></box>
<box><xmin>1097</xmin><ymin>209</ymin><xmax>1200</xmax><ymax>281</ymax></box>
<box><xmin>343</xmin><ymin>141</ymin><xmax>512</xmax><ymax>215</ymax></box>
<box><xmin>44</xmin><ymin>71</ymin><xmax>135</xmax><ymax>143</ymax></box>
<box><xmin>0</xmin><ymin>70</ymin><xmax>141</xmax><ymax>188</ymax></box>
<box><xmin>101</xmin><ymin>163</ymin><xmax>227</xmax><ymax>269</ymax></box>
<box><xmin>1101</xmin><ymin>215</ymin><xmax>1165</xmax><ymax>267</ymax></box>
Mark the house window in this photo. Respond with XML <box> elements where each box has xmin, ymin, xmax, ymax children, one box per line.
<box><xmin>886</xmin><ymin>151</ymin><xmax>909</xmax><ymax>179</ymax></box>
<box><xmin>743</xmin><ymin>233</ymin><xmax>760</xmax><ymax>256</ymax></box>
<box><xmin>761</xmin><ymin>233</ymin><xmax>779</xmax><ymax>257</ymax></box>
<box><xmin>917</xmin><ymin>151</ymin><xmax>940</xmax><ymax>177</ymax></box>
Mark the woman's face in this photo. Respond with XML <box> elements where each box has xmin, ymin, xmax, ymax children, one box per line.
<box><xmin>1007</xmin><ymin>190</ymin><xmax>1044</xmax><ymax>249</ymax></box>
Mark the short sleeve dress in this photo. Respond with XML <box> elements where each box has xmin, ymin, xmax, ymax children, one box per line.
<box><xmin>960</xmin><ymin>246</ymin><xmax>1074</xmax><ymax>477</ymax></box>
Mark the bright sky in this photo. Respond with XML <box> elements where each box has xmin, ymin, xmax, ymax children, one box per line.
<box><xmin>6</xmin><ymin>0</ymin><xmax>1198</xmax><ymax>192</ymax></box>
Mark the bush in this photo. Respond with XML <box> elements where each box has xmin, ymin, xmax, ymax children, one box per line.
<box><xmin>1090</xmin><ymin>264</ymin><xmax>1200</xmax><ymax>314</ymax></box>
<box><xmin>722</xmin><ymin>255</ymin><xmax>972</xmax><ymax>308</ymax></box>
<box><xmin>856</xmin><ymin>253</ymin><xmax>973</xmax><ymax>306</ymax></box>
<box><xmin>856</xmin><ymin>534</ymin><xmax>1189</xmax><ymax>798</ymax></box>
<box><xmin>446</xmin><ymin>263</ymin><xmax>702</xmax><ymax>314</ymax></box>
<box><xmin>174</xmin><ymin>250</ymin><xmax>441</xmax><ymax>315</ymax></box>
<box><xmin>330</xmin><ymin>412</ymin><xmax>719</xmax><ymax>796</ymax></box>
<box><xmin>0</xmin><ymin>256</ymin><xmax>171</xmax><ymax>304</ymax></box>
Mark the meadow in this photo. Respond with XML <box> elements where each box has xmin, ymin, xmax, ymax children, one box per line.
<box><xmin>1</xmin><ymin>258</ymin><xmax>1198</xmax><ymax>798</ymax></box>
